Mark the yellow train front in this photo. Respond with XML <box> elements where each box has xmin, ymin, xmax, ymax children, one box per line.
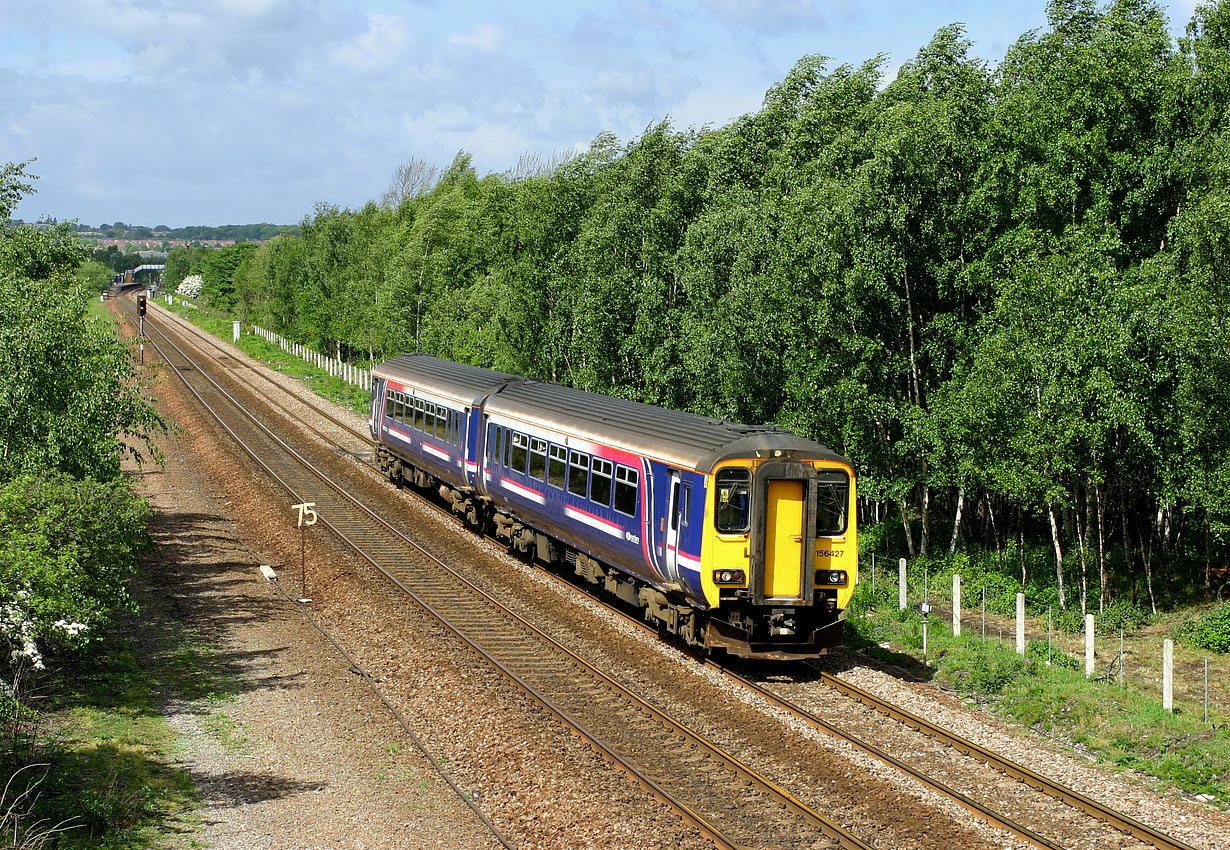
<box><xmin>696</xmin><ymin>446</ymin><xmax>857</xmax><ymax>659</ymax></box>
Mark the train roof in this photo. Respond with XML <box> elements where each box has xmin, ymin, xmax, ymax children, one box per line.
<box><xmin>374</xmin><ymin>354</ymin><xmax>847</xmax><ymax>472</ymax></box>
<box><xmin>373</xmin><ymin>353</ymin><xmax>517</xmax><ymax>404</ymax></box>
<box><xmin>486</xmin><ymin>379</ymin><xmax>845</xmax><ymax>471</ymax></box>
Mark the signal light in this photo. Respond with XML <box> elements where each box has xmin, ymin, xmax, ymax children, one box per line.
<box><xmin>137</xmin><ymin>295</ymin><xmax>147</xmax><ymax>316</ymax></box>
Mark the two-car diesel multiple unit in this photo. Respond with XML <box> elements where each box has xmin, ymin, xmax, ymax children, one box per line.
<box><xmin>370</xmin><ymin>353</ymin><xmax>857</xmax><ymax>660</ymax></box>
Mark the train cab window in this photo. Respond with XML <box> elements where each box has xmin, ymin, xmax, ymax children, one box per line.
<box><xmin>510</xmin><ymin>432</ymin><xmax>528</xmax><ymax>473</ymax></box>
<box><xmin>547</xmin><ymin>445</ymin><xmax>566</xmax><ymax>488</ymax></box>
<box><xmin>715</xmin><ymin>468</ymin><xmax>752</xmax><ymax>534</ymax></box>
<box><xmin>815</xmin><ymin>470</ymin><xmax>850</xmax><ymax>535</ymax></box>
<box><xmin>568</xmin><ymin>450</ymin><xmax>589</xmax><ymax>498</ymax></box>
<box><xmin>590</xmin><ymin>457</ymin><xmax>612</xmax><ymax>507</ymax></box>
<box><xmin>614</xmin><ymin>465</ymin><xmax>639</xmax><ymax>516</ymax></box>
<box><xmin>528</xmin><ymin>438</ymin><xmax>547</xmax><ymax>480</ymax></box>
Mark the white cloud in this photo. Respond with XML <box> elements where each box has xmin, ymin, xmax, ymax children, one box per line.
<box><xmin>447</xmin><ymin>22</ymin><xmax>503</xmax><ymax>51</ymax></box>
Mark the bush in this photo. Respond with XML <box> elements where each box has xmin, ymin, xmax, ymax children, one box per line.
<box><xmin>1174</xmin><ymin>604</ymin><xmax>1230</xmax><ymax>653</ymax></box>
<box><xmin>1095</xmin><ymin>599</ymin><xmax>1152</xmax><ymax>634</ymax></box>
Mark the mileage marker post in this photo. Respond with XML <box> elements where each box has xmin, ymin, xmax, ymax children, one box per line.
<box><xmin>292</xmin><ymin>501</ymin><xmax>318</xmax><ymax>602</ymax></box>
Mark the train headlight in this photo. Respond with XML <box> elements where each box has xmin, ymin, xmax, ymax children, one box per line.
<box><xmin>821</xmin><ymin>570</ymin><xmax>847</xmax><ymax>585</ymax></box>
<box><xmin>713</xmin><ymin>569</ymin><xmax>746</xmax><ymax>585</ymax></box>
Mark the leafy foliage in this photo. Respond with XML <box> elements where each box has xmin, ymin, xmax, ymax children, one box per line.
<box><xmin>1174</xmin><ymin>604</ymin><xmax>1230</xmax><ymax>653</ymax></box>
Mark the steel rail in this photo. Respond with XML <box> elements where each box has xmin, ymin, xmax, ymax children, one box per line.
<box><xmin>813</xmin><ymin>670</ymin><xmax>1198</xmax><ymax>850</ymax></box>
<box><xmin>131</xmin><ymin>299</ymin><xmax>872</xmax><ymax>850</ymax></box>
<box><xmin>146</xmin><ymin>300</ymin><xmax>374</xmax><ymax>451</ymax></box>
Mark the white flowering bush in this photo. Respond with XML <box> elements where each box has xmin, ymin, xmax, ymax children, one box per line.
<box><xmin>177</xmin><ymin>274</ymin><xmax>204</xmax><ymax>298</ymax></box>
<box><xmin>1</xmin><ymin>592</ymin><xmax>43</xmax><ymax>672</ymax></box>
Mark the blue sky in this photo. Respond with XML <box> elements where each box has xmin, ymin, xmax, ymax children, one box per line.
<box><xmin>0</xmin><ymin>0</ymin><xmax>1201</xmax><ymax>228</ymax></box>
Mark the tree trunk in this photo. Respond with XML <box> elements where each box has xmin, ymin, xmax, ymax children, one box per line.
<box><xmin>1094</xmin><ymin>484</ymin><xmax>1108</xmax><ymax>611</ymax></box>
<box><xmin>1207</xmin><ymin>509</ymin><xmax>1214</xmax><ymax>599</ymax></box>
<box><xmin>1075</xmin><ymin>480</ymin><xmax>1089</xmax><ymax>615</ymax></box>
<box><xmin>899</xmin><ymin>499</ymin><xmax>916</xmax><ymax>557</ymax></box>
<box><xmin>1048</xmin><ymin>502</ymin><xmax>1067</xmax><ymax>609</ymax></box>
<box><xmin>919</xmin><ymin>483</ymin><xmax>931</xmax><ymax>558</ymax></box>
<box><xmin>987</xmin><ymin>495</ymin><xmax>1003</xmax><ymax>572</ymax></box>
<box><xmin>948</xmin><ymin>486</ymin><xmax>966</xmax><ymax>555</ymax></box>
<box><xmin>1019</xmin><ymin>508</ymin><xmax>1027</xmax><ymax>588</ymax></box>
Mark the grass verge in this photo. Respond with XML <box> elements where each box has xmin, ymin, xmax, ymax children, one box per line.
<box><xmin>155</xmin><ymin>297</ymin><xmax>370</xmax><ymax>415</ymax></box>
<box><xmin>2</xmin><ymin>631</ymin><xmax>198</xmax><ymax>850</ymax></box>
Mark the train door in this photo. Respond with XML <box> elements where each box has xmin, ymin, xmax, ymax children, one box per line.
<box><xmin>751</xmin><ymin>462</ymin><xmax>817</xmax><ymax>606</ymax></box>
<box><xmin>664</xmin><ymin>469</ymin><xmax>683</xmax><ymax>585</ymax></box>
<box><xmin>764</xmin><ymin>480</ymin><xmax>805</xmax><ymax>599</ymax></box>
<box><xmin>369</xmin><ymin>377</ymin><xmax>384</xmax><ymax>439</ymax></box>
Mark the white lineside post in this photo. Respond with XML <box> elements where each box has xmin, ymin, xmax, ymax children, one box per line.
<box><xmin>232</xmin><ymin>320</ymin><xmax>240</xmax><ymax>343</ymax></box>
<box><xmin>952</xmin><ymin>575</ymin><xmax>962</xmax><ymax>636</ymax></box>
<box><xmin>1085</xmin><ymin>614</ymin><xmax>1096</xmax><ymax>677</ymax></box>
<box><xmin>1016</xmin><ymin>593</ymin><xmax>1025</xmax><ymax>655</ymax></box>
<box><xmin>1163</xmin><ymin>639</ymin><xmax>1174</xmax><ymax>713</ymax></box>
<box><xmin>898</xmin><ymin>558</ymin><xmax>907</xmax><ymax>610</ymax></box>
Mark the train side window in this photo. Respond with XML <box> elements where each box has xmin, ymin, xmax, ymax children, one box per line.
<box><xmin>491</xmin><ymin>425</ymin><xmax>503</xmax><ymax>464</ymax></box>
<box><xmin>510</xmin><ymin>432</ymin><xmax>528</xmax><ymax>473</ymax></box>
<box><xmin>528</xmin><ymin>438</ymin><xmax>547</xmax><ymax>480</ymax></box>
<box><xmin>590</xmin><ymin>457</ymin><xmax>612</xmax><ymax>507</ymax></box>
<box><xmin>714</xmin><ymin>467</ymin><xmax>752</xmax><ymax>534</ymax></box>
<box><xmin>613</xmin><ymin>465</ymin><xmax>638</xmax><ymax>516</ymax></box>
<box><xmin>547</xmin><ymin>444</ymin><xmax>566</xmax><ymax>488</ymax></box>
<box><xmin>568</xmin><ymin>450</ymin><xmax>589</xmax><ymax>498</ymax></box>
<box><xmin>815</xmin><ymin>469</ymin><xmax>850</xmax><ymax>535</ymax></box>
<box><xmin>410</xmin><ymin>399</ymin><xmax>421</xmax><ymax>431</ymax></box>
<box><xmin>423</xmin><ymin>403</ymin><xmax>435</xmax><ymax>436</ymax></box>
<box><xmin>396</xmin><ymin>394</ymin><xmax>406</xmax><ymax>421</ymax></box>
<box><xmin>385</xmin><ymin>392</ymin><xmax>394</xmax><ymax>419</ymax></box>
<box><xmin>436</xmin><ymin>406</ymin><xmax>447</xmax><ymax>440</ymax></box>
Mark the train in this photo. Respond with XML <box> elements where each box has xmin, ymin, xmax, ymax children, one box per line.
<box><xmin>370</xmin><ymin>353</ymin><xmax>857</xmax><ymax>660</ymax></box>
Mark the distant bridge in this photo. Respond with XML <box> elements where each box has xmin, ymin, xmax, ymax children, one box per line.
<box><xmin>113</xmin><ymin>264</ymin><xmax>165</xmax><ymax>284</ymax></box>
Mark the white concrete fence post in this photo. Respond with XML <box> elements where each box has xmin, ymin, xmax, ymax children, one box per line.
<box><xmin>1015</xmin><ymin>593</ymin><xmax>1025</xmax><ymax>655</ymax></box>
<box><xmin>1085</xmin><ymin>614</ymin><xmax>1096</xmax><ymax>678</ymax></box>
<box><xmin>898</xmin><ymin>558</ymin><xmax>907</xmax><ymax>611</ymax></box>
<box><xmin>1163</xmin><ymin>639</ymin><xmax>1174</xmax><ymax>713</ymax></box>
<box><xmin>952</xmin><ymin>575</ymin><xmax>961</xmax><ymax>637</ymax></box>
<box><xmin>232</xmin><ymin>321</ymin><xmax>240</xmax><ymax>343</ymax></box>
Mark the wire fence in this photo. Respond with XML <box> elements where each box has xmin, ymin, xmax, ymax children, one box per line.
<box><xmin>863</xmin><ymin>556</ymin><xmax>1226</xmax><ymax>725</ymax></box>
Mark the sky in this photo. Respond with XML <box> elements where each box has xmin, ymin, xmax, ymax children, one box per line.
<box><xmin>0</xmin><ymin>0</ymin><xmax>1202</xmax><ymax>229</ymax></box>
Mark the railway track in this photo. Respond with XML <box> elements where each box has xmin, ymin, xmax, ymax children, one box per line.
<box><xmin>128</xmin><ymin>298</ymin><xmax>873</xmax><ymax>849</ymax></box>
<box><xmin>130</xmin><ymin>297</ymin><xmax>1204</xmax><ymax>850</ymax></box>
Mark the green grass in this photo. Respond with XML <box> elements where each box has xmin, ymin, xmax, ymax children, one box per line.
<box><xmin>847</xmin><ymin>599</ymin><xmax>1230</xmax><ymax>806</ymax></box>
<box><xmin>3</xmin><ymin>632</ymin><xmax>198</xmax><ymax>850</ymax></box>
<box><xmin>158</xmin><ymin>297</ymin><xmax>370</xmax><ymax>415</ymax></box>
